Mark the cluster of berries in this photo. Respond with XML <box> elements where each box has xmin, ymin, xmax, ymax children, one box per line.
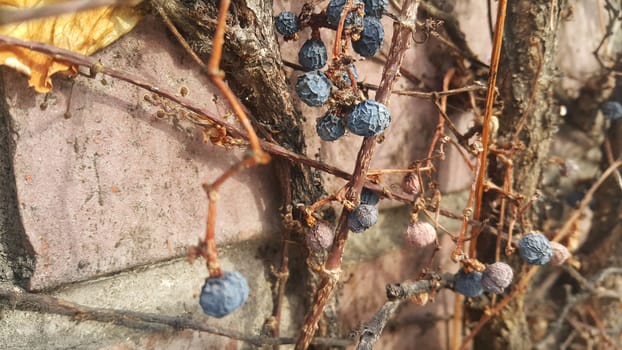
<box><xmin>347</xmin><ymin>188</ymin><xmax>381</xmax><ymax>232</ymax></box>
<box><xmin>518</xmin><ymin>232</ymin><xmax>570</xmax><ymax>266</ymax></box>
<box><xmin>304</xmin><ymin>188</ymin><xmax>380</xmax><ymax>250</ymax></box>
<box><xmin>453</xmin><ymin>262</ymin><xmax>514</xmax><ymax>297</ymax></box>
<box><xmin>452</xmin><ymin>233</ymin><xmax>571</xmax><ymax>297</ymax></box>
<box><xmin>275</xmin><ymin>0</ymin><xmax>391</xmax><ymax>142</ymax></box>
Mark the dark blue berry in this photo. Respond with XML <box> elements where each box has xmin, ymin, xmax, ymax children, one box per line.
<box><xmin>316</xmin><ymin>113</ymin><xmax>345</xmax><ymax>141</ymax></box>
<box><xmin>347</xmin><ymin>204</ymin><xmax>378</xmax><ymax>232</ymax></box>
<box><xmin>453</xmin><ymin>270</ymin><xmax>483</xmax><ymax>297</ymax></box>
<box><xmin>518</xmin><ymin>233</ymin><xmax>553</xmax><ymax>265</ymax></box>
<box><xmin>352</xmin><ymin>16</ymin><xmax>384</xmax><ymax>57</ymax></box>
<box><xmin>199</xmin><ymin>271</ymin><xmax>249</xmax><ymax>318</ymax></box>
<box><xmin>364</xmin><ymin>0</ymin><xmax>388</xmax><ymax>18</ymax></box>
<box><xmin>299</xmin><ymin>39</ymin><xmax>328</xmax><ymax>70</ymax></box>
<box><xmin>360</xmin><ymin>188</ymin><xmax>380</xmax><ymax>205</ymax></box>
<box><xmin>326</xmin><ymin>0</ymin><xmax>363</xmax><ymax>28</ymax></box>
<box><xmin>275</xmin><ymin>11</ymin><xmax>300</xmax><ymax>37</ymax></box>
<box><xmin>601</xmin><ymin>101</ymin><xmax>622</xmax><ymax>120</ymax></box>
<box><xmin>295</xmin><ymin>71</ymin><xmax>332</xmax><ymax>107</ymax></box>
<box><xmin>347</xmin><ymin>100</ymin><xmax>391</xmax><ymax>136</ymax></box>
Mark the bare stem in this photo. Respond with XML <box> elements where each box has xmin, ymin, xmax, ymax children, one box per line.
<box><xmin>470</xmin><ymin>0</ymin><xmax>508</xmax><ymax>258</ymax></box>
<box><xmin>355</xmin><ymin>274</ymin><xmax>454</xmax><ymax>349</ymax></box>
<box><xmin>0</xmin><ymin>286</ymin><xmax>352</xmax><ymax>347</ymax></box>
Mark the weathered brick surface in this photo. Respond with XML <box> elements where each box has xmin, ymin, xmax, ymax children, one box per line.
<box><xmin>3</xmin><ymin>11</ymin><xmax>443</xmax><ymax>290</ymax></box>
<box><xmin>4</xmin><ymin>17</ymin><xmax>282</xmax><ymax>290</ymax></box>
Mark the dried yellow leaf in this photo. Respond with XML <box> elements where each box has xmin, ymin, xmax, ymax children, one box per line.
<box><xmin>0</xmin><ymin>0</ymin><xmax>142</xmax><ymax>92</ymax></box>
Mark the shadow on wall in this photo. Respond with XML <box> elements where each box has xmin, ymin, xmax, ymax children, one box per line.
<box><xmin>0</xmin><ymin>72</ymin><xmax>35</xmax><ymax>289</ymax></box>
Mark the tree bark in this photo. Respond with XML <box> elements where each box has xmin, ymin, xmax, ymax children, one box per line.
<box><xmin>472</xmin><ymin>1</ymin><xmax>566</xmax><ymax>349</ymax></box>
<box><xmin>154</xmin><ymin>0</ymin><xmax>324</xmax><ymax>208</ymax></box>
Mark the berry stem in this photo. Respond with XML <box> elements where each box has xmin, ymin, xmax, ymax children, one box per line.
<box><xmin>206</xmin><ymin>0</ymin><xmax>269</xmax><ymax>165</ymax></box>
<box><xmin>332</xmin><ymin>0</ymin><xmax>354</xmax><ymax>58</ymax></box>
<box><xmin>426</xmin><ymin>68</ymin><xmax>455</xmax><ymax>166</ymax></box>
<box><xmin>202</xmin><ymin>156</ymin><xmax>257</xmax><ymax>277</ymax></box>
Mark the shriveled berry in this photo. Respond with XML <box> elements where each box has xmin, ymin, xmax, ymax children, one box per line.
<box><xmin>550</xmin><ymin>241</ymin><xmax>570</xmax><ymax>265</ymax></box>
<box><xmin>481</xmin><ymin>262</ymin><xmax>513</xmax><ymax>294</ymax></box>
<box><xmin>326</xmin><ymin>0</ymin><xmax>363</xmax><ymax>28</ymax></box>
<box><xmin>347</xmin><ymin>204</ymin><xmax>378</xmax><ymax>232</ymax></box>
<box><xmin>295</xmin><ymin>71</ymin><xmax>332</xmax><ymax>107</ymax></box>
<box><xmin>316</xmin><ymin>113</ymin><xmax>345</xmax><ymax>141</ymax></box>
<box><xmin>518</xmin><ymin>233</ymin><xmax>553</xmax><ymax>265</ymax></box>
<box><xmin>402</xmin><ymin>172</ymin><xmax>421</xmax><ymax>195</ymax></box>
<box><xmin>360</xmin><ymin>188</ymin><xmax>380</xmax><ymax>205</ymax></box>
<box><xmin>199</xmin><ymin>271</ymin><xmax>249</xmax><ymax>318</ymax></box>
<box><xmin>601</xmin><ymin>101</ymin><xmax>622</xmax><ymax>120</ymax></box>
<box><xmin>404</xmin><ymin>220</ymin><xmax>437</xmax><ymax>247</ymax></box>
<box><xmin>275</xmin><ymin>11</ymin><xmax>300</xmax><ymax>37</ymax></box>
<box><xmin>306</xmin><ymin>220</ymin><xmax>335</xmax><ymax>251</ymax></box>
<box><xmin>347</xmin><ymin>100</ymin><xmax>391</xmax><ymax>136</ymax></box>
<box><xmin>352</xmin><ymin>16</ymin><xmax>384</xmax><ymax>57</ymax></box>
<box><xmin>299</xmin><ymin>39</ymin><xmax>328</xmax><ymax>70</ymax></box>
<box><xmin>364</xmin><ymin>0</ymin><xmax>388</xmax><ymax>17</ymax></box>
<box><xmin>453</xmin><ymin>270</ymin><xmax>483</xmax><ymax>297</ymax></box>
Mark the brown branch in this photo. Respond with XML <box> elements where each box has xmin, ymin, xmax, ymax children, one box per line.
<box><xmin>355</xmin><ymin>274</ymin><xmax>455</xmax><ymax>350</ymax></box>
<box><xmin>470</xmin><ymin>0</ymin><xmax>508</xmax><ymax>257</ymax></box>
<box><xmin>355</xmin><ymin>301</ymin><xmax>402</xmax><ymax>350</ymax></box>
<box><xmin>205</xmin><ymin>0</ymin><xmax>267</xmax><ymax>164</ymax></box>
<box><xmin>0</xmin><ymin>286</ymin><xmax>352</xmax><ymax>347</ymax></box>
<box><xmin>385</xmin><ymin>273</ymin><xmax>454</xmax><ymax>300</ymax></box>
<box><xmin>295</xmin><ymin>1</ymin><xmax>421</xmax><ymax>349</ymax></box>
<box><xmin>552</xmin><ymin>159</ymin><xmax>622</xmax><ymax>243</ymax></box>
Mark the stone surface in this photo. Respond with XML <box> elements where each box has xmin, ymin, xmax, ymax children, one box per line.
<box><xmin>3</xmin><ymin>17</ymin><xmax>281</xmax><ymax>290</ymax></box>
<box><xmin>0</xmin><ymin>240</ymin><xmax>280</xmax><ymax>350</ymax></box>
<box><xmin>0</xmin><ymin>196</ymin><xmax>467</xmax><ymax>350</ymax></box>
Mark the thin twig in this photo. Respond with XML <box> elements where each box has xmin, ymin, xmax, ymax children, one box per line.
<box><xmin>361</xmin><ymin>82</ymin><xmax>487</xmax><ymax>98</ymax></box>
<box><xmin>355</xmin><ymin>274</ymin><xmax>454</xmax><ymax>350</ymax></box>
<box><xmin>426</xmin><ymin>68</ymin><xmax>455</xmax><ymax>163</ymax></box>
<box><xmin>469</xmin><ymin>0</ymin><xmax>508</xmax><ymax>257</ymax></box>
<box><xmin>553</xmin><ymin>160</ymin><xmax>622</xmax><ymax>243</ymax></box>
<box><xmin>355</xmin><ymin>301</ymin><xmax>402</xmax><ymax>350</ymax></box>
<box><xmin>152</xmin><ymin>2</ymin><xmax>206</xmax><ymax>70</ymax></box>
<box><xmin>0</xmin><ymin>286</ymin><xmax>352</xmax><ymax>347</ymax></box>
<box><xmin>535</xmin><ymin>267</ymin><xmax>622</xmax><ymax>350</ymax></box>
